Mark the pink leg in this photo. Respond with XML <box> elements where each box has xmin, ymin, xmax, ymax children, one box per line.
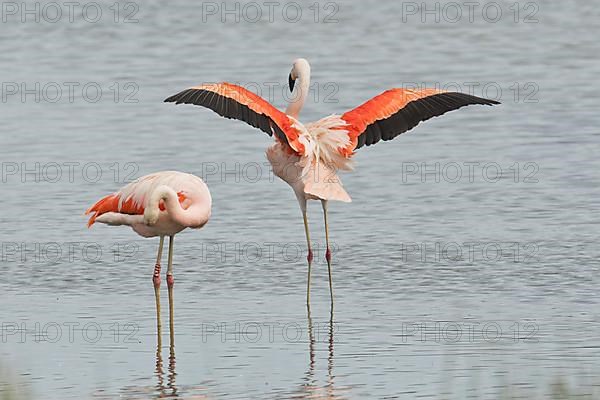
<box><xmin>302</xmin><ymin>207</ymin><xmax>313</xmax><ymax>306</ymax></box>
<box><xmin>322</xmin><ymin>200</ymin><xmax>333</xmax><ymax>305</ymax></box>
<box><xmin>166</xmin><ymin>235</ymin><xmax>175</xmax><ymax>343</ymax></box>
<box><xmin>154</xmin><ymin>236</ymin><xmax>165</xmax><ymax>334</ymax></box>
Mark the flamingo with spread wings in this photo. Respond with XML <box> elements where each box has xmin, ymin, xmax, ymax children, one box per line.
<box><xmin>164</xmin><ymin>58</ymin><xmax>499</xmax><ymax>305</ymax></box>
<box><xmin>86</xmin><ymin>171</ymin><xmax>212</xmax><ymax>337</ymax></box>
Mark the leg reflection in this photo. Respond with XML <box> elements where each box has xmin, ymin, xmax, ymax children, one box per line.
<box><xmin>299</xmin><ymin>304</ymin><xmax>342</xmax><ymax>399</ymax></box>
<box><xmin>301</xmin><ymin>303</ymin><xmax>317</xmax><ymax>396</ymax></box>
<box><xmin>155</xmin><ymin>324</ymin><xmax>164</xmax><ymax>396</ymax></box>
<box><xmin>155</xmin><ymin>312</ymin><xmax>178</xmax><ymax>398</ymax></box>
<box><xmin>327</xmin><ymin>306</ymin><xmax>335</xmax><ymax>397</ymax></box>
<box><xmin>307</xmin><ymin>304</ymin><xmax>316</xmax><ymax>378</ymax></box>
<box><xmin>167</xmin><ymin>330</ymin><xmax>177</xmax><ymax>396</ymax></box>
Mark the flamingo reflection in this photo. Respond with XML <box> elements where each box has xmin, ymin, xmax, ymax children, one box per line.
<box><xmin>155</xmin><ymin>324</ymin><xmax>178</xmax><ymax>398</ymax></box>
<box><xmin>298</xmin><ymin>305</ymin><xmax>346</xmax><ymax>399</ymax></box>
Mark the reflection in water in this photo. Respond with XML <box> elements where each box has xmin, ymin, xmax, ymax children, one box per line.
<box><xmin>155</xmin><ymin>321</ymin><xmax>178</xmax><ymax>398</ymax></box>
<box><xmin>298</xmin><ymin>305</ymin><xmax>346</xmax><ymax>400</ymax></box>
<box><xmin>111</xmin><ymin>319</ymin><xmax>215</xmax><ymax>400</ymax></box>
<box><xmin>100</xmin><ymin>326</ymin><xmax>183</xmax><ymax>400</ymax></box>
<box><xmin>304</xmin><ymin>305</ymin><xmax>316</xmax><ymax>388</ymax></box>
<box><xmin>327</xmin><ymin>308</ymin><xmax>335</xmax><ymax>399</ymax></box>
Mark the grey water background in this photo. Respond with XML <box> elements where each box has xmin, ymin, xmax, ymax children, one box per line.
<box><xmin>1</xmin><ymin>0</ymin><xmax>599</xmax><ymax>398</ymax></box>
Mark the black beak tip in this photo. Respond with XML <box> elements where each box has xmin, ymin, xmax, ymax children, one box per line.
<box><xmin>288</xmin><ymin>74</ymin><xmax>296</xmax><ymax>92</ymax></box>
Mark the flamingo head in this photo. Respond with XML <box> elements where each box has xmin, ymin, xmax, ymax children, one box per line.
<box><xmin>288</xmin><ymin>58</ymin><xmax>310</xmax><ymax>92</ymax></box>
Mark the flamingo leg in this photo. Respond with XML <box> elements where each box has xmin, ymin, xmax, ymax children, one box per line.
<box><xmin>301</xmin><ymin>204</ymin><xmax>314</xmax><ymax>306</ymax></box>
<box><xmin>166</xmin><ymin>235</ymin><xmax>175</xmax><ymax>342</ymax></box>
<box><xmin>153</xmin><ymin>236</ymin><xmax>165</xmax><ymax>335</ymax></box>
<box><xmin>321</xmin><ymin>200</ymin><xmax>333</xmax><ymax>304</ymax></box>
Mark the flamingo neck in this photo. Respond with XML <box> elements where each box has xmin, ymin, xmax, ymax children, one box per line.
<box><xmin>285</xmin><ymin>63</ymin><xmax>311</xmax><ymax>119</ymax></box>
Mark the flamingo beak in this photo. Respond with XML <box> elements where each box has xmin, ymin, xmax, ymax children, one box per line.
<box><xmin>288</xmin><ymin>73</ymin><xmax>296</xmax><ymax>92</ymax></box>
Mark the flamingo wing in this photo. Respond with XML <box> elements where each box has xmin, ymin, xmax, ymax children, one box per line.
<box><xmin>85</xmin><ymin>192</ymin><xmax>144</xmax><ymax>227</ymax></box>
<box><xmin>338</xmin><ymin>89</ymin><xmax>500</xmax><ymax>156</ymax></box>
<box><xmin>164</xmin><ymin>82</ymin><xmax>304</xmax><ymax>154</ymax></box>
<box><xmin>86</xmin><ymin>172</ymin><xmax>187</xmax><ymax>227</ymax></box>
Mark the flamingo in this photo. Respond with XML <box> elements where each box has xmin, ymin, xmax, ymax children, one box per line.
<box><xmin>85</xmin><ymin>171</ymin><xmax>212</xmax><ymax>338</ymax></box>
<box><xmin>164</xmin><ymin>58</ymin><xmax>499</xmax><ymax>304</ymax></box>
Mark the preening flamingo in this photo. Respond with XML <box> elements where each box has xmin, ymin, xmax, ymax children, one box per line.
<box><xmin>85</xmin><ymin>171</ymin><xmax>212</xmax><ymax>337</ymax></box>
<box><xmin>164</xmin><ymin>58</ymin><xmax>499</xmax><ymax>304</ymax></box>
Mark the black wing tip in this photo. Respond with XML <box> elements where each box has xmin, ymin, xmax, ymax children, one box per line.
<box><xmin>442</xmin><ymin>92</ymin><xmax>501</xmax><ymax>106</ymax></box>
<box><xmin>164</xmin><ymin>88</ymin><xmax>198</xmax><ymax>104</ymax></box>
<box><xmin>480</xmin><ymin>97</ymin><xmax>501</xmax><ymax>106</ymax></box>
<box><xmin>164</xmin><ymin>93</ymin><xmax>183</xmax><ymax>104</ymax></box>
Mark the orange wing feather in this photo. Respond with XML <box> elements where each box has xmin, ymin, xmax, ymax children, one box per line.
<box><xmin>338</xmin><ymin>88</ymin><xmax>499</xmax><ymax>156</ymax></box>
<box><xmin>165</xmin><ymin>83</ymin><xmax>305</xmax><ymax>154</ymax></box>
<box><xmin>86</xmin><ymin>192</ymin><xmax>187</xmax><ymax>227</ymax></box>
